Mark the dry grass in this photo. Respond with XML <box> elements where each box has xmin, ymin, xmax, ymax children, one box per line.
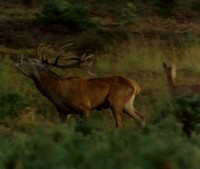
<box><xmin>1</xmin><ymin>38</ymin><xmax>200</xmax><ymax>125</ymax></box>
<box><xmin>0</xmin><ymin>2</ymin><xmax>200</xmax><ymax>130</ymax></box>
<box><xmin>0</xmin><ymin>4</ymin><xmax>39</xmax><ymax>21</ymax></box>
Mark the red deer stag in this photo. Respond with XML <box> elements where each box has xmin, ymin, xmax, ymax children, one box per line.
<box><xmin>15</xmin><ymin>44</ymin><xmax>145</xmax><ymax>128</ymax></box>
<box><xmin>163</xmin><ymin>62</ymin><xmax>200</xmax><ymax>97</ymax></box>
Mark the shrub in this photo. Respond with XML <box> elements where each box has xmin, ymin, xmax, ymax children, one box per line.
<box><xmin>36</xmin><ymin>0</ymin><xmax>97</xmax><ymax>31</ymax></box>
<box><xmin>119</xmin><ymin>3</ymin><xmax>138</xmax><ymax>25</ymax></box>
<box><xmin>191</xmin><ymin>0</ymin><xmax>200</xmax><ymax>13</ymax></box>
<box><xmin>0</xmin><ymin>91</ymin><xmax>28</xmax><ymax>120</ymax></box>
<box><xmin>0</xmin><ymin>123</ymin><xmax>200</xmax><ymax>169</ymax></box>
<box><xmin>160</xmin><ymin>94</ymin><xmax>200</xmax><ymax>137</ymax></box>
<box><xmin>174</xmin><ymin>94</ymin><xmax>200</xmax><ymax>137</ymax></box>
<box><xmin>153</xmin><ymin>0</ymin><xmax>183</xmax><ymax>16</ymax></box>
<box><xmin>0</xmin><ymin>0</ymin><xmax>44</xmax><ymax>6</ymax></box>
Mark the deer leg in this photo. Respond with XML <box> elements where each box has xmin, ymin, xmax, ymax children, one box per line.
<box><xmin>58</xmin><ymin>112</ymin><xmax>69</xmax><ymax>123</ymax></box>
<box><xmin>66</xmin><ymin>114</ymin><xmax>71</xmax><ymax>123</ymax></box>
<box><xmin>56</xmin><ymin>106</ymin><xmax>71</xmax><ymax>123</ymax></box>
<box><xmin>78</xmin><ymin>108</ymin><xmax>90</xmax><ymax>119</ymax></box>
<box><xmin>124</xmin><ymin>94</ymin><xmax>145</xmax><ymax>127</ymax></box>
<box><xmin>111</xmin><ymin>107</ymin><xmax>123</xmax><ymax>129</ymax></box>
<box><xmin>124</xmin><ymin>109</ymin><xmax>145</xmax><ymax>128</ymax></box>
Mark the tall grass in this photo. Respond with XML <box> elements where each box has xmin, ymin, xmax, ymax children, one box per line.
<box><xmin>1</xmin><ymin>1</ymin><xmax>200</xmax><ymax>168</ymax></box>
<box><xmin>0</xmin><ymin>56</ymin><xmax>56</xmax><ymax>121</ymax></box>
<box><xmin>2</xmin><ymin>39</ymin><xmax>200</xmax><ymax>122</ymax></box>
<box><xmin>1</xmin><ymin>38</ymin><xmax>200</xmax><ymax>169</ymax></box>
<box><xmin>1</xmin><ymin>118</ymin><xmax>200</xmax><ymax>169</ymax></box>
<box><xmin>94</xmin><ymin>40</ymin><xmax>200</xmax><ymax>119</ymax></box>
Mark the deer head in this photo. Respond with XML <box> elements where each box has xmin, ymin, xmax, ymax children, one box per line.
<box><xmin>163</xmin><ymin>62</ymin><xmax>177</xmax><ymax>82</ymax></box>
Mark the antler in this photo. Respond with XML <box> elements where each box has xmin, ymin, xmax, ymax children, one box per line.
<box><xmin>37</xmin><ymin>43</ymin><xmax>51</xmax><ymax>64</ymax></box>
<box><xmin>37</xmin><ymin>44</ymin><xmax>95</xmax><ymax>76</ymax></box>
<box><xmin>53</xmin><ymin>43</ymin><xmax>73</xmax><ymax>66</ymax></box>
<box><xmin>52</xmin><ymin>53</ymin><xmax>95</xmax><ymax>76</ymax></box>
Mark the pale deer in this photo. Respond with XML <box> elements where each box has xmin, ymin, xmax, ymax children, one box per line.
<box><xmin>15</xmin><ymin>44</ymin><xmax>145</xmax><ymax>128</ymax></box>
<box><xmin>163</xmin><ymin>62</ymin><xmax>200</xmax><ymax>97</ymax></box>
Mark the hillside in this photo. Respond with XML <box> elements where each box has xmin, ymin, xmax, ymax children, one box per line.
<box><xmin>0</xmin><ymin>1</ymin><xmax>200</xmax><ymax>53</ymax></box>
<box><xmin>1</xmin><ymin>1</ymin><xmax>200</xmax><ymax>168</ymax></box>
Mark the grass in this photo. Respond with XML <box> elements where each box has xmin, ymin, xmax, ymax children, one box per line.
<box><xmin>1</xmin><ymin>39</ymin><xmax>200</xmax><ymax>123</ymax></box>
<box><xmin>1</xmin><ymin>1</ymin><xmax>200</xmax><ymax>168</ymax></box>
<box><xmin>0</xmin><ymin>4</ymin><xmax>39</xmax><ymax>21</ymax></box>
<box><xmin>0</xmin><ymin>117</ymin><xmax>200</xmax><ymax>169</ymax></box>
<box><xmin>0</xmin><ymin>55</ymin><xmax>57</xmax><ymax>121</ymax></box>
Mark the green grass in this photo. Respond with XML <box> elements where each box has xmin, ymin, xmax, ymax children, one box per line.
<box><xmin>0</xmin><ymin>4</ymin><xmax>39</xmax><ymax>21</ymax></box>
<box><xmin>0</xmin><ymin>117</ymin><xmax>200</xmax><ymax>169</ymax></box>
<box><xmin>0</xmin><ymin>55</ymin><xmax>57</xmax><ymax>121</ymax></box>
<box><xmin>1</xmin><ymin>39</ymin><xmax>200</xmax><ymax>123</ymax></box>
<box><xmin>1</xmin><ymin>1</ymin><xmax>200</xmax><ymax>168</ymax></box>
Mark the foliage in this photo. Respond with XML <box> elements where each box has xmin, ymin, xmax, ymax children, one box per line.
<box><xmin>0</xmin><ymin>0</ymin><xmax>44</xmax><ymax>6</ymax></box>
<box><xmin>173</xmin><ymin>94</ymin><xmax>200</xmax><ymax>137</ymax></box>
<box><xmin>36</xmin><ymin>0</ymin><xmax>98</xmax><ymax>31</ymax></box>
<box><xmin>159</xmin><ymin>94</ymin><xmax>200</xmax><ymax>137</ymax></box>
<box><xmin>119</xmin><ymin>3</ymin><xmax>138</xmax><ymax>25</ymax></box>
<box><xmin>155</xmin><ymin>0</ymin><xmax>182</xmax><ymax>15</ymax></box>
<box><xmin>1</xmin><ymin>1</ymin><xmax>200</xmax><ymax>166</ymax></box>
<box><xmin>0</xmin><ymin>120</ymin><xmax>200</xmax><ymax>169</ymax></box>
<box><xmin>191</xmin><ymin>0</ymin><xmax>200</xmax><ymax>13</ymax></box>
<box><xmin>180</xmin><ymin>29</ymin><xmax>200</xmax><ymax>46</ymax></box>
<box><xmin>0</xmin><ymin>59</ymin><xmax>29</xmax><ymax>120</ymax></box>
<box><xmin>0</xmin><ymin>91</ymin><xmax>28</xmax><ymax>120</ymax></box>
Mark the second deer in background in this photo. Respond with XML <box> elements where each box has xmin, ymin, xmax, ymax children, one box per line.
<box><xmin>163</xmin><ymin>62</ymin><xmax>200</xmax><ymax>97</ymax></box>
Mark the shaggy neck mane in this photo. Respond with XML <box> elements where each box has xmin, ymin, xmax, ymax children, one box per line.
<box><xmin>31</xmin><ymin>69</ymin><xmax>62</xmax><ymax>99</ymax></box>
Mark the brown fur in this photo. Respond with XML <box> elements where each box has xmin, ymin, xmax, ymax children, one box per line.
<box><xmin>30</xmin><ymin>69</ymin><xmax>145</xmax><ymax>128</ymax></box>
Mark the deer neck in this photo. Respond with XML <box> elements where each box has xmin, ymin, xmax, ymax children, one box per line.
<box><xmin>31</xmin><ymin>69</ymin><xmax>61</xmax><ymax>99</ymax></box>
<box><xmin>166</xmin><ymin>74</ymin><xmax>176</xmax><ymax>96</ymax></box>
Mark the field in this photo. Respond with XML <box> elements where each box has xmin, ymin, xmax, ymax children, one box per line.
<box><xmin>1</xmin><ymin>1</ymin><xmax>200</xmax><ymax>169</ymax></box>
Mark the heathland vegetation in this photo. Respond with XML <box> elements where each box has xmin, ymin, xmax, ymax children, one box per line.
<box><xmin>1</xmin><ymin>0</ymin><xmax>200</xmax><ymax>168</ymax></box>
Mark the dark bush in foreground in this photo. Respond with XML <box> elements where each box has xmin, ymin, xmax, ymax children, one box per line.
<box><xmin>0</xmin><ymin>120</ymin><xmax>200</xmax><ymax>169</ymax></box>
<box><xmin>159</xmin><ymin>94</ymin><xmax>200</xmax><ymax>137</ymax></box>
<box><xmin>174</xmin><ymin>94</ymin><xmax>200</xmax><ymax>137</ymax></box>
